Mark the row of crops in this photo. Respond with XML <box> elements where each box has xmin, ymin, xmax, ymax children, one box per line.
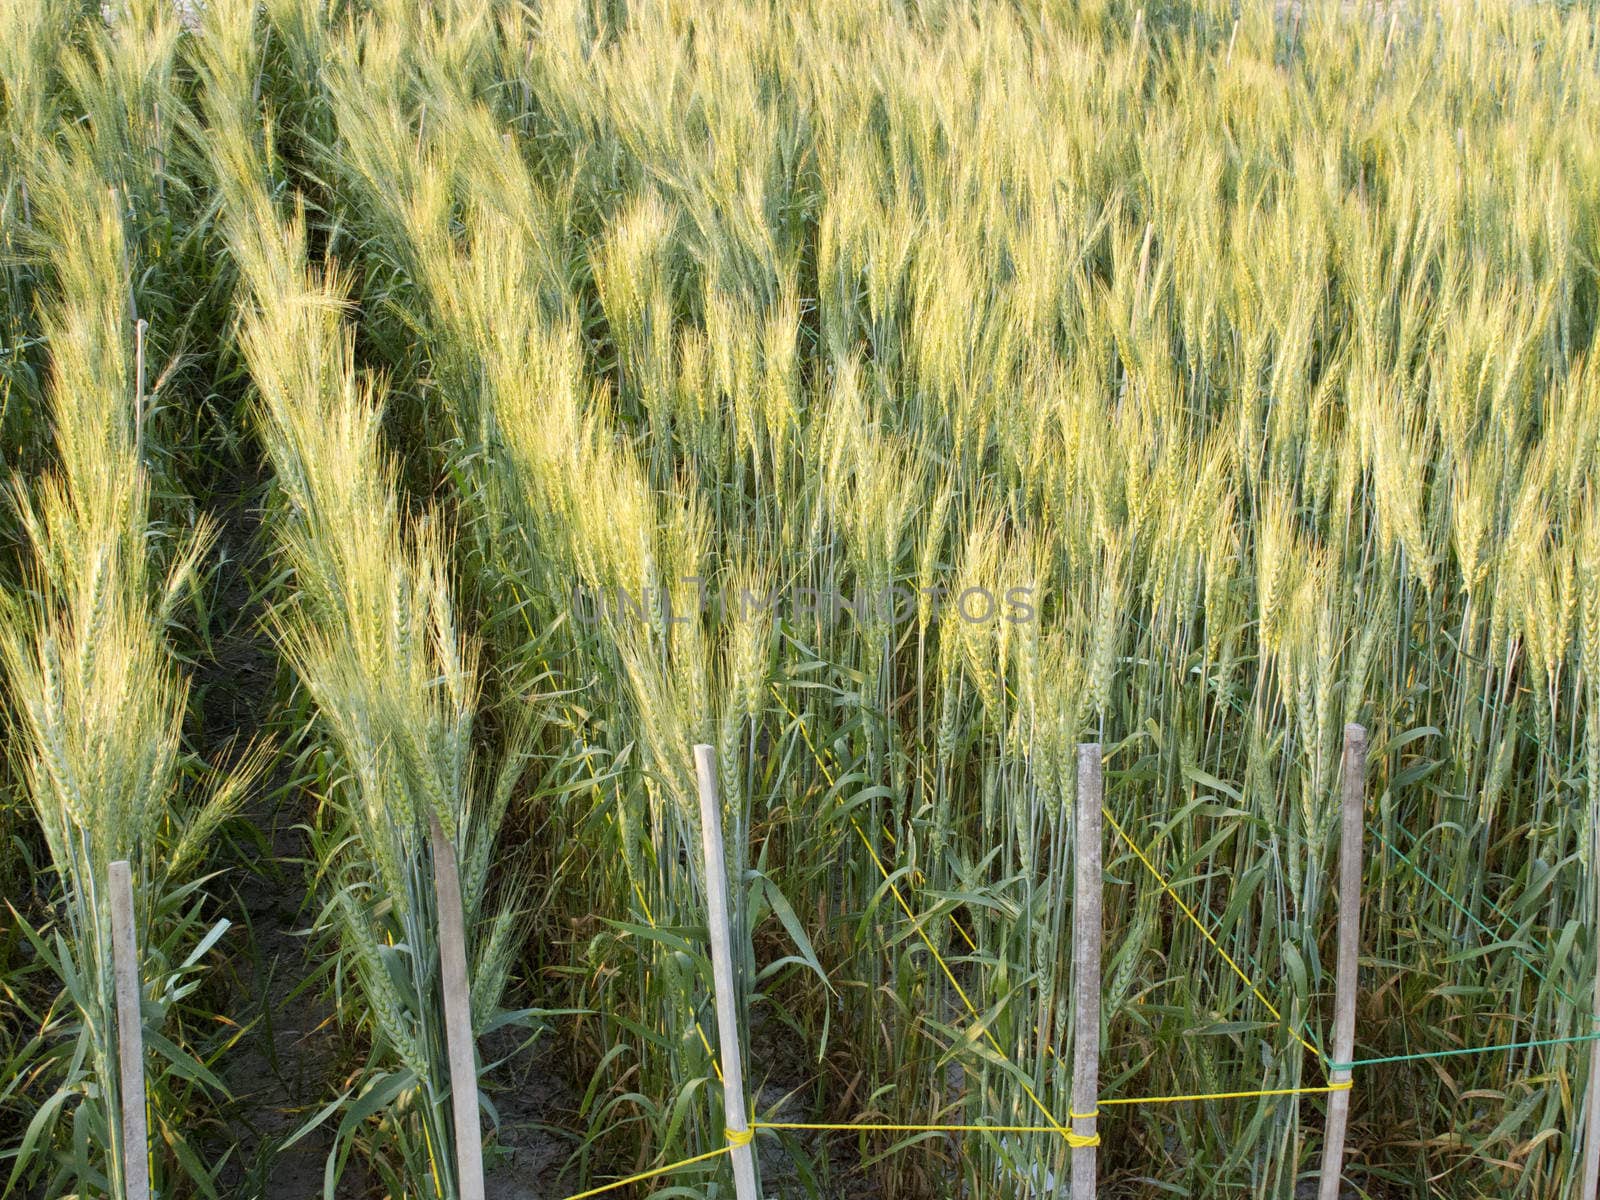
<box><xmin>5</xmin><ymin>1</ymin><xmax>1600</xmax><ymax>1197</ymax></box>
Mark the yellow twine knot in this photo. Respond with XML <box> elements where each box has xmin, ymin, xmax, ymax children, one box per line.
<box><xmin>1065</xmin><ymin>1109</ymin><xmax>1099</xmax><ymax>1148</ymax></box>
<box><xmin>725</xmin><ymin>1126</ymin><xmax>756</xmax><ymax>1148</ymax></box>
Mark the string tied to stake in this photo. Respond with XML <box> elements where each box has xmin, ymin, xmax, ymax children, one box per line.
<box><xmin>1065</xmin><ymin>1109</ymin><xmax>1100</xmax><ymax>1149</ymax></box>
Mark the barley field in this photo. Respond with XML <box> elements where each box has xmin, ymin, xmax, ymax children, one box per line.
<box><xmin>4</xmin><ymin>1</ymin><xmax>1600</xmax><ymax>1198</ymax></box>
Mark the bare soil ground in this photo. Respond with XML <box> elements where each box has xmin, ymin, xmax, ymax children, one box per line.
<box><xmin>198</xmin><ymin>461</ymin><xmax>345</xmax><ymax>1199</ymax></box>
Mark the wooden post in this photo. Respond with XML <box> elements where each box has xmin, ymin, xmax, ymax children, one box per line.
<box><xmin>108</xmin><ymin>860</ymin><xmax>150</xmax><ymax>1200</ymax></box>
<box><xmin>1319</xmin><ymin>724</ymin><xmax>1366</xmax><ymax>1200</ymax></box>
<box><xmin>133</xmin><ymin>318</ymin><xmax>148</xmax><ymax>466</ymax></box>
<box><xmin>1071</xmin><ymin>744</ymin><xmax>1102</xmax><ymax>1200</ymax></box>
<box><xmin>1585</xmin><ymin>990</ymin><xmax>1600</xmax><ymax>1200</ymax></box>
<box><xmin>153</xmin><ymin>101</ymin><xmax>165</xmax><ymax>209</ymax></box>
<box><xmin>693</xmin><ymin>745</ymin><xmax>760</xmax><ymax>1200</ymax></box>
<box><xmin>430</xmin><ymin>815</ymin><xmax>486</xmax><ymax>1200</ymax></box>
<box><xmin>1584</xmin><ymin>774</ymin><xmax>1600</xmax><ymax>1200</ymax></box>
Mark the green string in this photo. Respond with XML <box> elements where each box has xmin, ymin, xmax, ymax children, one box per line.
<box><xmin>1368</xmin><ymin>822</ymin><xmax>1590</xmax><ymax>1012</ymax></box>
<box><xmin>1333</xmin><ymin>821</ymin><xmax>1600</xmax><ymax>1071</ymax></box>
<box><xmin>1332</xmin><ymin>1032</ymin><xmax>1600</xmax><ymax>1071</ymax></box>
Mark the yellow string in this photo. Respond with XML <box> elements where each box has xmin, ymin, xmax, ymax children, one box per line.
<box><xmin>756</xmin><ymin>1121</ymin><xmax>1063</xmax><ymax>1133</ymax></box>
<box><xmin>772</xmin><ymin>684</ymin><xmax>976</xmax><ymax>950</ymax></box>
<box><xmin>770</xmin><ymin>688</ymin><xmax>1340</xmax><ymax>1136</ymax></box>
<box><xmin>749</xmin><ymin>1082</ymin><xmax>1352</xmax><ymax>1143</ymax></box>
<box><xmin>420</xmin><ymin>1103</ymin><xmax>442</xmax><ymax>1197</ymax></box>
<box><xmin>555</xmin><ymin>701</ymin><xmax>1369</xmax><ymax>1200</ymax></box>
<box><xmin>632</xmin><ymin>875</ymin><xmax>725</xmax><ymax>1085</ymax></box>
<box><xmin>551</xmin><ymin>1079</ymin><xmax>1352</xmax><ymax>1200</ymax></box>
<box><xmin>766</xmin><ymin>685</ymin><xmax>1355</xmax><ymax>1152</ymax></box>
<box><xmin>1062</xmin><ymin>1109</ymin><xmax>1101</xmax><ymax>1147</ymax></box>
<box><xmin>1099</xmin><ymin>804</ymin><xmax>1325</xmax><ymax>1063</ymax></box>
<box><xmin>1098</xmin><ymin>1080</ymin><xmax>1351</xmax><ymax>1106</ymax></box>
<box><xmin>694</xmin><ymin>1019</ymin><xmax>725</xmax><ymax>1085</ymax></box>
<box><xmin>846</xmin><ymin>816</ymin><xmax>1075</xmax><ymax>1140</ymax></box>
<box><xmin>555</xmin><ymin>1145</ymin><xmax>734</xmax><ymax>1200</ymax></box>
<box><xmin>753</xmin><ymin>1120</ymin><xmax>1097</xmax><ymax>1146</ymax></box>
<box><xmin>770</xmin><ymin>684</ymin><xmax>1072</xmax><ymax>1141</ymax></box>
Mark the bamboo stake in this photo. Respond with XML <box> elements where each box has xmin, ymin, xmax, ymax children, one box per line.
<box><xmin>108</xmin><ymin>860</ymin><xmax>150</xmax><ymax>1200</ymax></box>
<box><xmin>1319</xmin><ymin>724</ymin><xmax>1366</xmax><ymax>1200</ymax></box>
<box><xmin>134</xmin><ymin>317</ymin><xmax>148</xmax><ymax>466</ymax></box>
<box><xmin>153</xmin><ymin>100</ymin><xmax>165</xmax><ymax>209</ymax></box>
<box><xmin>430</xmin><ymin>815</ymin><xmax>486</xmax><ymax>1200</ymax></box>
<box><xmin>693</xmin><ymin>744</ymin><xmax>760</xmax><ymax>1200</ymax></box>
<box><xmin>1072</xmin><ymin>743</ymin><xmax>1102</xmax><ymax>1200</ymax></box>
<box><xmin>1586</xmin><ymin>978</ymin><xmax>1600</xmax><ymax>1199</ymax></box>
<box><xmin>1584</xmin><ymin>780</ymin><xmax>1600</xmax><ymax>1200</ymax></box>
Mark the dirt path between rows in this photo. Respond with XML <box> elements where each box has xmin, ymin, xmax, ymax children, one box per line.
<box><xmin>197</xmin><ymin>458</ymin><xmax>343</xmax><ymax>1199</ymax></box>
